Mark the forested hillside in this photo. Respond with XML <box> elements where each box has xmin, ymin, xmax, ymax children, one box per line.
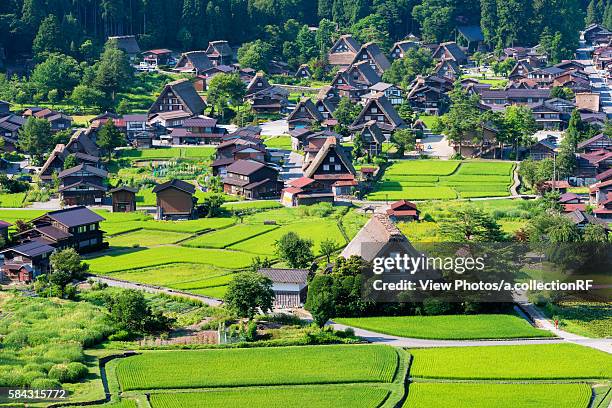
<box><xmin>0</xmin><ymin>0</ymin><xmax>605</xmax><ymax>60</ymax></box>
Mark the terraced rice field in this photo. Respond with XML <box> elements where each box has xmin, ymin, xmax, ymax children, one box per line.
<box><xmin>107</xmin><ymin>230</ymin><xmax>192</xmax><ymax>247</ymax></box>
<box><xmin>182</xmin><ymin>224</ymin><xmax>278</xmax><ymax>248</ymax></box>
<box><xmin>119</xmin><ymin>147</ymin><xmax>215</xmax><ymax>160</ymax></box>
<box><xmin>368</xmin><ymin>160</ymin><xmax>514</xmax><ymax>201</ymax></box>
<box><xmin>404</xmin><ymin>383</ymin><xmax>592</xmax><ymax>408</ymax></box>
<box><xmin>409</xmin><ymin>344</ymin><xmax>612</xmax><ymax>380</ymax></box>
<box><xmin>86</xmin><ymin>246</ymin><xmax>255</xmax><ymax>273</ymax></box>
<box><xmin>334</xmin><ymin>315</ymin><xmax>552</xmax><ymax>340</ymax></box>
<box><xmin>229</xmin><ymin>220</ymin><xmax>346</xmax><ymax>255</ymax></box>
<box><xmin>115</xmin><ymin>345</ymin><xmax>398</xmax><ymax>391</ymax></box>
<box><xmin>104</xmin><ymin>263</ymin><xmax>233</xmax><ymax>293</ymax></box>
<box><xmin>150</xmin><ymin>385</ymin><xmax>390</xmax><ymax>408</ymax></box>
<box><xmin>101</xmin><ymin>218</ymin><xmax>235</xmax><ymax>235</ymax></box>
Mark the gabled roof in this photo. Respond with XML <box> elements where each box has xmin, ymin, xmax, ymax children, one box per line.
<box><xmin>596</xmin><ymin>167</ymin><xmax>612</xmax><ymax>181</ymax></box>
<box><xmin>389</xmin><ymin>199</ymin><xmax>418</xmax><ymax>210</ymax></box>
<box><xmin>175</xmin><ymin>51</ymin><xmax>213</xmax><ymax>72</ymax></box>
<box><xmin>352</xmin><ymin>94</ymin><xmax>405</xmax><ymax>130</ymax></box>
<box><xmin>358</xmin><ymin>120</ymin><xmax>386</xmax><ymax>144</ymax></box>
<box><xmin>558</xmin><ymin>192</ymin><xmax>580</xmax><ymax>203</ymax></box>
<box><xmin>288</xmin><ymin>98</ymin><xmax>324</xmax><ymax>123</ymax></box>
<box><xmin>0</xmin><ymin>220</ymin><xmax>11</xmax><ymax>228</ymax></box>
<box><xmin>58</xmin><ymin>163</ymin><xmax>108</xmax><ymax>178</ymax></box>
<box><xmin>206</xmin><ymin>40</ymin><xmax>232</xmax><ymax>58</ymax></box>
<box><xmin>433</xmin><ymin>41</ymin><xmax>467</xmax><ymax>63</ymax></box>
<box><xmin>246</xmin><ymin>73</ymin><xmax>272</xmax><ymax>95</ymax></box>
<box><xmin>66</xmin><ymin>128</ymin><xmax>99</xmax><ymax>157</ymax></box>
<box><xmin>577</xmin><ymin>133</ymin><xmax>611</xmax><ymax>150</ymax></box>
<box><xmin>457</xmin><ymin>25</ymin><xmax>484</xmax><ymax>42</ymax></box>
<box><xmin>328</xmin><ymin>35</ymin><xmax>362</xmax><ymax>66</ymax></box>
<box><xmin>352</xmin><ymin>42</ymin><xmax>391</xmax><ymax>72</ymax></box>
<box><xmin>348</xmin><ymin>61</ymin><xmax>382</xmax><ymax>86</ymax></box>
<box><xmin>1</xmin><ymin>241</ymin><xmax>55</xmax><ymax>258</ymax></box>
<box><xmin>258</xmin><ymin>268</ymin><xmax>309</xmax><ymax>284</ymax></box>
<box><xmin>303</xmin><ymin>137</ymin><xmax>356</xmax><ymax>179</ymax></box>
<box><xmin>153</xmin><ymin>79</ymin><xmax>206</xmax><ymax>116</ymax></box>
<box><xmin>108</xmin><ymin>35</ymin><xmax>140</xmax><ymax>54</ymax></box>
<box><xmin>391</xmin><ymin>40</ymin><xmax>419</xmax><ymax>54</ymax></box>
<box><xmin>109</xmin><ymin>185</ymin><xmax>138</xmax><ymax>193</ymax></box>
<box><xmin>226</xmin><ymin>159</ymin><xmax>267</xmax><ymax>175</ymax></box>
<box><xmin>58</xmin><ymin>179</ymin><xmax>107</xmax><ymax>192</ymax></box>
<box><xmin>340</xmin><ymin>214</ymin><xmax>413</xmax><ymax>262</ymax></box>
<box><xmin>41</xmin><ymin>206</ymin><xmax>105</xmax><ymax>227</ymax></box>
<box><xmin>565</xmin><ymin>209</ymin><xmax>610</xmax><ymax>228</ymax></box>
<box><xmin>152</xmin><ymin>179</ymin><xmax>196</xmax><ymax>195</ymax></box>
<box><xmin>289</xmin><ymin>177</ymin><xmax>316</xmax><ymax>188</ymax></box>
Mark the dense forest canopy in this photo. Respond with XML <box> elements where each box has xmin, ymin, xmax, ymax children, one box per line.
<box><xmin>0</xmin><ymin>0</ymin><xmax>604</xmax><ymax>59</ymax></box>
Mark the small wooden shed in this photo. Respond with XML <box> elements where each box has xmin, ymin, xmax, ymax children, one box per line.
<box><xmin>110</xmin><ymin>186</ymin><xmax>138</xmax><ymax>212</ymax></box>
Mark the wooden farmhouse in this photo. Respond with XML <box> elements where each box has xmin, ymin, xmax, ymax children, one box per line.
<box><xmin>386</xmin><ymin>200</ymin><xmax>420</xmax><ymax>221</ymax></box>
<box><xmin>281</xmin><ymin>176</ymin><xmax>335</xmax><ymax>207</ymax></box>
<box><xmin>205</xmin><ymin>41</ymin><xmax>233</xmax><ymax>66</ymax></box>
<box><xmin>0</xmin><ymin>241</ymin><xmax>54</xmax><ymax>283</ymax></box>
<box><xmin>39</xmin><ymin>144</ymin><xmax>101</xmax><ymax>183</ymax></box>
<box><xmin>350</xmin><ymin>42</ymin><xmax>391</xmax><ymax>76</ymax></box>
<box><xmin>173</xmin><ymin>51</ymin><xmax>213</xmax><ymax>74</ymax></box>
<box><xmin>110</xmin><ymin>186</ymin><xmax>138</xmax><ymax>212</ymax></box>
<box><xmin>142</xmin><ymin>49</ymin><xmax>174</xmax><ymax>66</ymax></box>
<box><xmin>350</xmin><ymin>94</ymin><xmax>406</xmax><ymax>140</ymax></box>
<box><xmin>302</xmin><ymin>136</ymin><xmax>357</xmax><ymax>196</ymax></box>
<box><xmin>58</xmin><ymin>164</ymin><xmax>108</xmax><ymax>206</ymax></box>
<box><xmin>328</xmin><ymin>34</ymin><xmax>362</xmax><ymax>69</ymax></box>
<box><xmin>108</xmin><ymin>35</ymin><xmax>140</xmax><ymax>59</ymax></box>
<box><xmin>432</xmin><ymin>41</ymin><xmax>468</xmax><ymax>65</ymax></box>
<box><xmin>153</xmin><ymin>179</ymin><xmax>197</xmax><ymax>220</ymax></box>
<box><xmin>0</xmin><ymin>220</ymin><xmax>10</xmax><ymax>243</ymax></box>
<box><xmin>222</xmin><ymin>159</ymin><xmax>281</xmax><ymax>199</ymax></box>
<box><xmin>148</xmin><ymin>79</ymin><xmax>206</xmax><ymax>117</ymax></box>
<box><xmin>354</xmin><ymin>121</ymin><xmax>386</xmax><ymax>157</ymax></box>
<box><xmin>390</xmin><ymin>40</ymin><xmax>419</xmax><ymax>60</ymax></box>
<box><xmin>287</xmin><ymin>98</ymin><xmax>324</xmax><ymax>130</ymax></box>
<box><xmin>258</xmin><ymin>268</ymin><xmax>310</xmax><ymax>308</ymax></box>
<box><xmin>12</xmin><ymin>206</ymin><xmax>106</xmax><ymax>253</ymax></box>
<box><xmin>295</xmin><ymin>64</ymin><xmax>312</xmax><ymax>78</ymax></box>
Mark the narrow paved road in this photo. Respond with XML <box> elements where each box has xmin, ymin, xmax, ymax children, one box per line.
<box><xmin>88</xmin><ymin>275</ymin><xmax>223</xmax><ymax>306</ymax></box>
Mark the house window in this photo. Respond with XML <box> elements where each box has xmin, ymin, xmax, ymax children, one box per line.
<box><xmin>329</xmin><ymin>157</ymin><xmax>335</xmax><ymax>163</ymax></box>
<box><xmin>323</xmin><ymin>165</ymin><xmax>329</xmax><ymax>171</ymax></box>
<box><xmin>335</xmin><ymin>165</ymin><xmax>341</xmax><ymax>171</ymax></box>
<box><xmin>371</xmin><ymin>107</ymin><xmax>378</xmax><ymax>113</ymax></box>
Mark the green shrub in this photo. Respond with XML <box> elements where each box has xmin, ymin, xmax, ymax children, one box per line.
<box><xmin>423</xmin><ymin>299</ymin><xmax>454</xmax><ymax>315</ymax></box>
<box><xmin>109</xmin><ymin>330</ymin><xmax>132</xmax><ymax>341</ymax></box>
<box><xmin>48</xmin><ymin>363</ymin><xmax>86</xmax><ymax>383</ymax></box>
<box><xmin>65</xmin><ymin>362</ymin><xmax>88</xmax><ymax>382</ymax></box>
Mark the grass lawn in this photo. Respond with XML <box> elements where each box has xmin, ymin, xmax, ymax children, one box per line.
<box><xmin>334</xmin><ymin>315</ymin><xmax>552</xmax><ymax>340</ymax></box>
<box><xmin>0</xmin><ymin>193</ymin><xmax>27</xmax><ymax>207</ymax></box>
<box><xmin>107</xmin><ymin>229</ymin><xmax>192</xmax><ymax>247</ymax></box>
<box><xmin>115</xmin><ymin>345</ymin><xmax>398</xmax><ymax>390</ymax></box>
<box><xmin>409</xmin><ymin>344</ymin><xmax>612</xmax><ymax>380</ymax></box>
<box><xmin>182</xmin><ymin>224</ymin><xmax>278</xmax><ymax>248</ymax></box>
<box><xmin>90</xmin><ymin>400</ymin><xmax>138</xmax><ymax>408</ymax></box>
<box><xmin>263</xmin><ymin>135</ymin><xmax>292</xmax><ymax>150</ymax></box>
<box><xmin>86</xmin><ymin>246</ymin><xmax>255</xmax><ymax>273</ymax></box>
<box><xmin>404</xmin><ymin>383</ymin><xmax>591</xmax><ymax>408</ymax></box>
<box><xmin>150</xmin><ymin>385</ymin><xmax>390</xmax><ymax>408</ymax></box>
<box><xmin>229</xmin><ymin>220</ymin><xmax>346</xmax><ymax>255</ymax></box>
<box><xmin>369</xmin><ymin>160</ymin><xmax>514</xmax><ymax>201</ymax></box>
<box><xmin>417</xmin><ymin>115</ymin><xmax>438</xmax><ymax>129</ymax></box>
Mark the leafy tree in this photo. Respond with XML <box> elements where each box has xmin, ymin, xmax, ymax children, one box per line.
<box><xmin>224</xmin><ymin>272</ymin><xmax>275</xmax><ymax>319</ymax></box>
<box><xmin>491</xmin><ymin>58</ymin><xmax>516</xmax><ymax>77</ymax></box>
<box><xmin>198</xmin><ymin>193</ymin><xmax>225</xmax><ymax>217</ymax></box>
<box><xmin>382</xmin><ymin>48</ymin><xmax>435</xmax><ymax>89</ymax></box>
<box><xmin>237</xmin><ymin>40</ymin><xmax>273</xmax><ymax>73</ymax></box>
<box><xmin>550</xmin><ymin>86</ymin><xmax>575</xmax><ymax>101</ymax></box>
<box><xmin>107</xmin><ymin>289</ymin><xmax>173</xmax><ymax>334</ymax></box>
<box><xmin>319</xmin><ymin>239</ymin><xmax>337</xmax><ymax>263</ymax></box>
<box><xmin>32</xmin><ymin>14</ymin><xmax>63</xmax><ymax>57</ymax></box>
<box><xmin>391</xmin><ymin>128</ymin><xmax>416</xmax><ymax>156</ymax></box>
<box><xmin>63</xmin><ymin>154</ymin><xmax>78</xmax><ymax>170</ymax></box>
<box><xmin>18</xmin><ymin>117</ymin><xmax>53</xmax><ymax>164</ymax></box>
<box><xmin>583</xmin><ymin>223</ymin><xmax>608</xmax><ymax>242</ymax></box>
<box><xmin>432</xmin><ymin>82</ymin><xmax>482</xmax><ymax>155</ymax></box>
<box><xmin>334</xmin><ymin>97</ymin><xmax>361</xmax><ymax>126</ymax></box>
<box><xmin>500</xmin><ymin>105</ymin><xmax>536</xmax><ymax>159</ymax></box>
<box><xmin>93</xmin><ymin>40</ymin><xmax>132</xmax><ymax>100</ymax></box>
<box><xmin>350</xmin><ymin>14</ymin><xmax>390</xmax><ymax>48</ymax></box>
<box><xmin>71</xmin><ymin>85</ymin><xmax>107</xmax><ymax>110</ymax></box>
<box><xmin>439</xmin><ymin>207</ymin><xmax>506</xmax><ymax>242</ymax></box>
<box><xmin>50</xmin><ymin>248</ymin><xmax>89</xmax><ymax>281</ymax></box>
<box><xmin>296</xmin><ymin>25</ymin><xmax>318</xmax><ymax>62</ymax></box>
<box><xmin>275</xmin><ymin>231</ymin><xmax>314</xmax><ymax>268</ymax></box>
<box><xmin>97</xmin><ymin>120</ymin><xmax>126</xmax><ymax>161</ymax></box>
<box><xmin>30</xmin><ymin>53</ymin><xmax>81</xmax><ymax>97</ymax></box>
<box><xmin>207</xmin><ymin>73</ymin><xmax>246</xmax><ymax>120</ymax></box>
<box><xmin>305</xmin><ymin>274</ymin><xmax>335</xmax><ymax>327</ymax></box>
